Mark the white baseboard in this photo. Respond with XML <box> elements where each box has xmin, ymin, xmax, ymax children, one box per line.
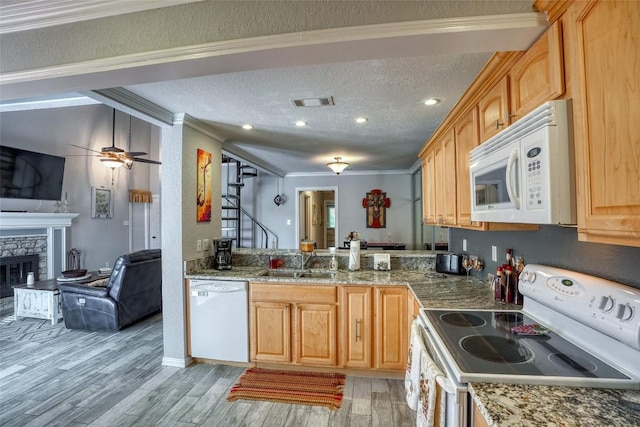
<box><xmin>162</xmin><ymin>356</ymin><xmax>193</xmax><ymax>368</ymax></box>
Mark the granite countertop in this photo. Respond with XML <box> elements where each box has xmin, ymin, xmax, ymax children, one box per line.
<box><xmin>187</xmin><ymin>264</ymin><xmax>640</xmax><ymax>426</ymax></box>
<box><xmin>469</xmin><ymin>382</ymin><xmax>640</xmax><ymax>427</ymax></box>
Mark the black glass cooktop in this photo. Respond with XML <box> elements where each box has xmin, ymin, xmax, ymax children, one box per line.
<box><xmin>423</xmin><ymin>309</ymin><xmax>630</xmax><ymax>382</ymax></box>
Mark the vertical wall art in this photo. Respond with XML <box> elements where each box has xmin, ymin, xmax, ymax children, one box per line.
<box><xmin>362</xmin><ymin>188</ymin><xmax>391</xmax><ymax>228</ymax></box>
<box><xmin>91</xmin><ymin>187</ymin><xmax>113</xmax><ymax>218</ymax></box>
<box><xmin>196</xmin><ymin>148</ymin><xmax>212</xmax><ymax>222</ymax></box>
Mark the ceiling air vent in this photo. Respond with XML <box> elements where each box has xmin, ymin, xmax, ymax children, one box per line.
<box><xmin>292</xmin><ymin>97</ymin><xmax>335</xmax><ymax>107</ymax></box>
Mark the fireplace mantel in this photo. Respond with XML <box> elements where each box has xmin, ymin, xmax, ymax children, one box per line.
<box><xmin>0</xmin><ymin>212</ymin><xmax>79</xmax><ymax>279</ymax></box>
<box><xmin>0</xmin><ymin>212</ymin><xmax>78</xmax><ymax>229</ymax></box>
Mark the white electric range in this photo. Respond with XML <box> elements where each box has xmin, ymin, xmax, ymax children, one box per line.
<box><xmin>418</xmin><ymin>264</ymin><xmax>640</xmax><ymax>426</ymax></box>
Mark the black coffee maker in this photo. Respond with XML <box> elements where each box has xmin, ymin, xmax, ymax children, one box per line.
<box><xmin>213</xmin><ymin>239</ymin><xmax>232</xmax><ymax>270</ymax></box>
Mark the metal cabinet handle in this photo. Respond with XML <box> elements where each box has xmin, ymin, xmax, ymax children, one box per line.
<box><xmin>495</xmin><ymin>119</ymin><xmax>504</xmax><ymax>130</ymax></box>
<box><xmin>355</xmin><ymin>319</ymin><xmax>361</xmax><ymax>342</ymax></box>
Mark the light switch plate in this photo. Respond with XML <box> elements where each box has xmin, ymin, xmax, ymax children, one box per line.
<box><xmin>462</xmin><ymin>239</ymin><xmax>467</xmax><ymax>251</ymax></box>
<box><xmin>196</xmin><ymin>240</ymin><xmax>202</xmax><ymax>252</ymax></box>
<box><xmin>203</xmin><ymin>239</ymin><xmax>210</xmax><ymax>251</ymax></box>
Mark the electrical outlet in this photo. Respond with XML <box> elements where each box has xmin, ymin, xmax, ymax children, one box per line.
<box><xmin>462</xmin><ymin>239</ymin><xmax>467</xmax><ymax>251</ymax></box>
<box><xmin>203</xmin><ymin>239</ymin><xmax>210</xmax><ymax>251</ymax></box>
<box><xmin>491</xmin><ymin>245</ymin><xmax>497</xmax><ymax>262</ymax></box>
<box><xmin>196</xmin><ymin>239</ymin><xmax>202</xmax><ymax>252</ymax></box>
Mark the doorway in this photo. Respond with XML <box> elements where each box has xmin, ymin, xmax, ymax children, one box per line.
<box><xmin>295</xmin><ymin>187</ymin><xmax>338</xmax><ymax>250</ymax></box>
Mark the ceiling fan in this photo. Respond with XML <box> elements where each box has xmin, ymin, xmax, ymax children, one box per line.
<box><xmin>69</xmin><ymin>109</ymin><xmax>161</xmax><ymax>169</ymax></box>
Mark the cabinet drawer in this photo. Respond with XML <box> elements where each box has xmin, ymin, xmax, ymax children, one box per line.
<box><xmin>250</xmin><ymin>282</ymin><xmax>337</xmax><ymax>304</ymax></box>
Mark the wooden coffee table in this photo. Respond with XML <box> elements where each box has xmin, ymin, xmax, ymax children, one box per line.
<box><xmin>12</xmin><ymin>272</ymin><xmax>100</xmax><ymax>325</ymax></box>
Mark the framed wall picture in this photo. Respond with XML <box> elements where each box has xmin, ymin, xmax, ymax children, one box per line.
<box><xmin>196</xmin><ymin>148</ymin><xmax>212</xmax><ymax>222</ymax></box>
<box><xmin>91</xmin><ymin>187</ymin><xmax>113</xmax><ymax>218</ymax></box>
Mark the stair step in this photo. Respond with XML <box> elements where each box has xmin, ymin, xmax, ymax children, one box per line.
<box><xmin>222</xmin><ymin>206</ymin><xmax>239</xmax><ymax>210</ymax></box>
<box><xmin>241</xmin><ymin>172</ymin><xmax>257</xmax><ymax>178</ymax></box>
<box><xmin>228</xmin><ymin>182</ymin><xmax>244</xmax><ymax>187</ymax></box>
<box><xmin>222</xmin><ymin>217</ymin><xmax>239</xmax><ymax>221</ymax></box>
<box><xmin>222</xmin><ymin>194</ymin><xmax>239</xmax><ymax>199</ymax></box>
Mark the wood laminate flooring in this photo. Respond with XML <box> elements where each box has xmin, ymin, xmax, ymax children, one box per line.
<box><xmin>0</xmin><ymin>313</ymin><xmax>416</xmax><ymax>426</ymax></box>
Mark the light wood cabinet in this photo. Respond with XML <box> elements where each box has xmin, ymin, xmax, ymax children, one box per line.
<box><xmin>454</xmin><ymin>108</ymin><xmax>482</xmax><ymax>229</ymax></box>
<box><xmin>250</xmin><ymin>282</ymin><xmax>338</xmax><ymax>366</ymax></box>
<box><xmin>478</xmin><ymin>76</ymin><xmax>509</xmax><ymax>142</ymax></box>
<box><xmin>340</xmin><ymin>286</ymin><xmax>372</xmax><ymax>368</ymax></box>
<box><xmin>295</xmin><ymin>303</ymin><xmax>337</xmax><ymax>366</ymax></box>
<box><xmin>509</xmin><ymin>20</ymin><xmax>565</xmax><ymax>121</ymax></box>
<box><xmin>251</xmin><ymin>301</ymin><xmax>291</xmax><ymax>363</ymax></box>
<box><xmin>568</xmin><ymin>0</ymin><xmax>640</xmax><ymax>247</ymax></box>
<box><xmin>434</xmin><ymin>129</ymin><xmax>457</xmax><ymax>225</ymax></box>
<box><xmin>472</xmin><ymin>400</ymin><xmax>490</xmax><ymax>427</ymax></box>
<box><xmin>374</xmin><ymin>286</ymin><xmax>408</xmax><ymax>371</ymax></box>
<box><xmin>421</xmin><ymin>150</ymin><xmax>436</xmax><ymax>224</ymax></box>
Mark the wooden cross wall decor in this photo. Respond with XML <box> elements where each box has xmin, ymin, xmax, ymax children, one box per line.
<box><xmin>362</xmin><ymin>189</ymin><xmax>391</xmax><ymax>228</ymax></box>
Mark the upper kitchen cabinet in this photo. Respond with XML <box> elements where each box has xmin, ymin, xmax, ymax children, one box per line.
<box><xmin>508</xmin><ymin>20</ymin><xmax>565</xmax><ymax>121</ymax></box>
<box><xmin>434</xmin><ymin>129</ymin><xmax>457</xmax><ymax>226</ymax></box>
<box><xmin>455</xmin><ymin>108</ymin><xmax>481</xmax><ymax>228</ymax></box>
<box><xmin>567</xmin><ymin>0</ymin><xmax>640</xmax><ymax>247</ymax></box>
<box><xmin>478</xmin><ymin>76</ymin><xmax>510</xmax><ymax>142</ymax></box>
<box><xmin>421</xmin><ymin>150</ymin><xmax>436</xmax><ymax>225</ymax></box>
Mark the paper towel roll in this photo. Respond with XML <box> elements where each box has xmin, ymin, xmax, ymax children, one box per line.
<box><xmin>349</xmin><ymin>240</ymin><xmax>360</xmax><ymax>271</ymax></box>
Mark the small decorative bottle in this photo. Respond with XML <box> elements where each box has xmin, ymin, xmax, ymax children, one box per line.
<box><xmin>329</xmin><ymin>247</ymin><xmax>338</xmax><ymax>271</ymax></box>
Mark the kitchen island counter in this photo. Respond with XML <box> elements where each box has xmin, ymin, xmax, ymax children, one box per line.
<box><xmin>187</xmin><ymin>265</ymin><xmax>640</xmax><ymax>426</ymax></box>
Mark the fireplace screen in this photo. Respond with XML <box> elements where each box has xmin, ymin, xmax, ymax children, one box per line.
<box><xmin>0</xmin><ymin>255</ymin><xmax>39</xmax><ymax>298</ymax></box>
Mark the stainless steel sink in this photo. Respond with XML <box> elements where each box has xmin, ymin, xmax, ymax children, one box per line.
<box><xmin>299</xmin><ymin>271</ymin><xmax>336</xmax><ymax>279</ymax></box>
<box><xmin>259</xmin><ymin>270</ymin><xmax>336</xmax><ymax>279</ymax></box>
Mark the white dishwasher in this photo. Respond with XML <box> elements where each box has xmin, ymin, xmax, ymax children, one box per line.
<box><xmin>189</xmin><ymin>279</ymin><xmax>249</xmax><ymax>362</ymax></box>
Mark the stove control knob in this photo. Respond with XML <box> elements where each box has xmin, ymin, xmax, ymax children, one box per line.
<box><xmin>598</xmin><ymin>295</ymin><xmax>615</xmax><ymax>313</ymax></box>
<box><xmin>616</xmin><ymin>304</ymin><xmax>634</xmax><ymax>322</ymax></box>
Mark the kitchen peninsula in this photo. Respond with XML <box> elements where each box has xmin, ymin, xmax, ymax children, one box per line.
<box><xmin>186</xmin><ymin>249</ymin><xmax>640</xmax><ymax>426</ymax></box>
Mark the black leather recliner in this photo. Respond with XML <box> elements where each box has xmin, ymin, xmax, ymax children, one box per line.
<box><xmin>59</xmin><ymin>249</ymin><xmax>162</xmax><ymax>331</ymax></box>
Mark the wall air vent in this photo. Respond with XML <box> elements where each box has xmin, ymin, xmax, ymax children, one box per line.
<box><xmin>292</xmin><ymin>97</ymin><xmax>335</xmax><ymax>107</ymax></box>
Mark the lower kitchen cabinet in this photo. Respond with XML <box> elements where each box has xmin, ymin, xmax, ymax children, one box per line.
<box><xmin>251</xmin><ymin>301</ymin><xmax>291</xmax><ymax>363</ymax></box>
<box><xmin>340</xmin><ymin>286</ymin><xmax>372</xmax><ymax>368</ymax></box>
<box><xmin>250</xmin><ymin>282</ymin><xmax>338</xmax><ymax>367</ymax></box>
<box><xmin>374</xmin><ymin>286</ymin><xmax>408</xmax><ymax>371</ymax></box>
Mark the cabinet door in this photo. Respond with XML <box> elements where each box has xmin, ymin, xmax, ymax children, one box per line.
<box><xmin>572</xmin><ymin>0</ymin><xmax>640</xmax><ymax>247</ymax></box>
<box><xmin>455</xmin><ymin>107</ymin><xmax>482</xmax><ymax>228</ymax></box>
<box><xmin>434</xmin><ymin>129</ymin><xmax>457</xmax><ymax>226</ymax></box>
<box><xmin>374</xmin><ymin>287</ymin><xmax>408</xmax><ymax>371</ymax></box>
<box><xmin>295</xmin><ymin>303</ymin><xmax>337</xmax><ymax>366</ymax></box>
<box><xmin>250</xmin><ymin>301</ymin><xmax>290</xmax><ymax>363</ymax></box>
<box><xmin>341</xmin><ymin>287</ymin><xmax>372</xmax><ymax>368</ymax></box>
<box><xmin>478</xmin><ymin>76</ymin><xmax>509</xmax><ymax>142</ymax></box>
<box><xmin>421</xmin><ymin>150</ymin><xmax>436</xmax><ymax>224</ymax></box>
<box><xmin>509</xmin><ymin>20</ymin><xmax>565</xmax><ymax>121</ymax></box>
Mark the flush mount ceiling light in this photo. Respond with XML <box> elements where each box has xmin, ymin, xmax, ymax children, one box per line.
<box><xmin>326</xmin><ymin>157</ymin><xmax>349</xmax><ymax>175</ymax></box>
<box><xmin>242</xmin><ymin>124</ymin><xmax>254</xmax><ymax>130</ymax></box>
<box><xmin>295</xmin><ymin>120</ymin><xmax>307</xmax><ymax>127</ymax></box>
<box><xmin>355</xmin><ymin>117</ymin><xmax>368</xmax><ymax>124</ymax></box>
<box><xmin>424</xmin><ymin>98</ymin><xmax>440</xmax><ymax>106</ymax></box>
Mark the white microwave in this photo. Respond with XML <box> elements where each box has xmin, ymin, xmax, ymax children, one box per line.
<box><xmin>469</xmin><ymin>100</ymin><xmax>576</xmax><ymax>225</ymax></box>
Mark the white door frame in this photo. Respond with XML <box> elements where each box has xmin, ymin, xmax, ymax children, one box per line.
<box><xmin>295</xmin><ymin>186</ymin><xmax>338</xmax><ymax>249</ymax></box>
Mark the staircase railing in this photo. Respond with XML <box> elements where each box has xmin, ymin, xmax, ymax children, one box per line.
<box><xmin>222</xmin><ymin>196</ymin><xmax>276</xmax><ymax>248</ymax></box>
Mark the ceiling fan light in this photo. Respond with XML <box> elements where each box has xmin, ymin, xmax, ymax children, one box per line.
<box><xmin>100</xmin><ymin>157</ymin><xmax>124</xmax><ymax>169</ymax></box>
<box><xmin>327</xmin><ymin>157</ymin><xmax>349</xmax><ymax>174</ymax></box>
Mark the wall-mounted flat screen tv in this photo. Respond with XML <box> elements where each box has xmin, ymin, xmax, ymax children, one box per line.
<box><xmin>0</xmin><ymin>146</ymin><xmax>65</xmax><ymax>201</ymax></box>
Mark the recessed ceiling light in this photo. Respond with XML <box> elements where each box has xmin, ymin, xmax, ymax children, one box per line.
<box><xmin>295</xmin><ymin>121</ymin><xmax>307</xmax><ymax>127</ymax></box>
<box><xmin>424</xmin><ymin>98</ymin><xmax>440</xmax><ymax>106</ymax></box>
<box><xmin>355</xmin><ymin>117</ymin><xmax>368</xmax><ymax>124</ymax></box>
<box><xmin>242</xmin><ymin>124</ymin><xmax>254</xmax><ymax>130</ymax></box>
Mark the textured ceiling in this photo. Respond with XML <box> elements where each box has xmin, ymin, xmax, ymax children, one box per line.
<box><xmin>0</xmin><ymin>0</ymin><xmax>539</xmax><ymax>176</ymax></box>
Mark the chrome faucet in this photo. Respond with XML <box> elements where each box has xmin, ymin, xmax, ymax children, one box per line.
<box><xmin>300</xmin><ymin>249</ymin><xmax>315</xmax><ymax>271</ymax></box>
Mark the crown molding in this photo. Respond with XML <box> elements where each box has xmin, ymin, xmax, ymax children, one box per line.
<box><xmin>0</xmin><ymin>0</ymin><xmax>204</xmax><ymax>34</ymax></box>
<box><xmin>0</xmin><ymin>12</ymin><xmax>547</xmax><ymax>90</ymax></box>
<box><xmin>86</xmin><ymin>88</ymin><xmax>175</xmax><ymax>126</ymax></box>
